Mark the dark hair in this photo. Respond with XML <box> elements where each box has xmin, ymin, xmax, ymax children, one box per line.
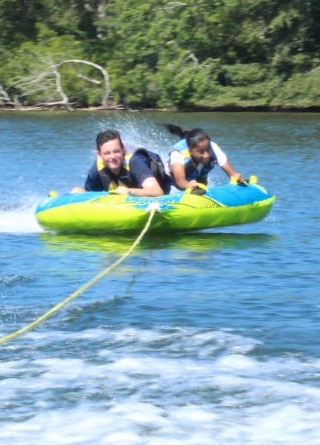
<box><xmin>163</xmin><ymin>124</ymin><xmax>188</xmax><ymax>139</ymax></box>
<box><xmin>186</xmin><ymin>128</ymin><xmax>210</xmax><ymax>149</ymax></box>
<box><xmin>96</xmin><ymin>130</ymin><xmax>124</xmax><ymax>151</ymax></box>
<box><xmin>164</xmin><ymin>124</ymin><xmax>210</xmax><ymax>149</ymax></box>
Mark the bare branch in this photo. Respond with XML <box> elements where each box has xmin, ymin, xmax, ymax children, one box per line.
<box><xmin>0</xmin><ymin>85</ymin><xmax>13</xmax><ymax>104</ymax></box>
<box><xmin>51</xmin><ymin>68</ymin><xmax>73</xmax><ymax>110</ymax></box>
<box><xmin>0</xmin><ymin>85</ymin><xmax>21</xmax><ymax>107</ymax></box>
<box><xmin>54</xmin><ymin>59</ymin><xmax>111</xmax><ymax>106</ymax></box>
<box><xmin>185</xmin><ymin>52</ymin><xmax>199</xmax><ymax>64</ymax></box>
<box><xmin>13</xmin><ymin>68</ymin><xmax>55</xmax><ymax>95</ymax></box>
<box><xmin>76</xmin><ymin>73</ymin><xmax>101</xmax><ymax>85</ymax></box>
<box><xmin>164</xmin><ymin>2</ymin><xmax>187</xmax><ymax>8</ymax></box>
<box><xmin>5</xmin><ymin>58</ymin><xmax>111</xmax><ymax>110</ymax></box>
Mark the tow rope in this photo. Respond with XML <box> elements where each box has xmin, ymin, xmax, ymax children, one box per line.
<box><xmin>0</xmin><ymin>207</ymin><xmax>158</xmax><ymax>346</ymax></box>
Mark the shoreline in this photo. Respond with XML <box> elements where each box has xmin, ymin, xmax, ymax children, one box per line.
<box><xmin>1</xmin><ymin>104</ymin><xmax>320</xmax><ymax>113</ymax></box>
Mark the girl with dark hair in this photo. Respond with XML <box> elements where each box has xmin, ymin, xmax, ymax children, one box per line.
<box><xmin>164</xmin><ymin>124</ymin><xmax>244</xmax><ymax>191</ymax></box>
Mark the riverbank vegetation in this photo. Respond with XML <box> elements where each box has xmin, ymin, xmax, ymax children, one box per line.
<box><xmin>1</xmin><ymin>0</ymin><xmax>320</xmax><ymax>110</ymax></box>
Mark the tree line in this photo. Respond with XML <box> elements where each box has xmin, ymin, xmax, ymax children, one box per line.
<box><xmin>1</xmin><ymin>0</ymin><xmax>320</xmax><ymax>110</ymax></box>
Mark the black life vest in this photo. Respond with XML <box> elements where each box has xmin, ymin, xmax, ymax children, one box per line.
<box><xmin>97</xmin><ymin>148</ymin><xmax>169</xmax><ymax>193</ymax></box>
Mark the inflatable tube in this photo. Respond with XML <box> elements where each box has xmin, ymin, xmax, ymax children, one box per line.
<box><xmin>35</xmin><ymin>181</ymin><xmax>275</xmax><ymax>234</ymax></box>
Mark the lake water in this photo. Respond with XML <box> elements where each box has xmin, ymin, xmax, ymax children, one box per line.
<box><xmin>0</xmin><ymin>111</ymin><xmax>320</xmax><ymax>444</ymax></box>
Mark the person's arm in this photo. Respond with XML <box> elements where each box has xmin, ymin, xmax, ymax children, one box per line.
<box><xmin>84</xmin><ymin>162</ymin><xmax>105</xmax><ymax>191</ymax></box>
<box><xmin>211</xmin><ymin>142</ymin><xmax>245</xmax><ymax>183</ymax></box>
<box><xmin>221</xmin><ymin>160</ymin><xmax>245</xmax><ymax>182</ymax></box>
<box><xmin>70</xmin><ymin>162</ymin><xmax>101</xmax><ymax>193</ymax></box>
<box><xmin>169</xmin><ymin>150</ymin><xmax>197</xmax><ymax>190</ymax></box>
<box><xmin>115</xmin><ymin>151</ymin><xmax>164</xmax><ymax>197</ymax></box>
<box><xmin>70</xmin><ymin>186</ymin><xmax>85</xmax><ymax>193</ymax></box>
<box><xmin>116</xmin><ymin>177</ymin><xmax>164</xmax><ymax>197</ymax></box>
<box><xmin>171</xmin><ymin>162</ymin><xmax>198</xmax><ymax>190</ymax></box>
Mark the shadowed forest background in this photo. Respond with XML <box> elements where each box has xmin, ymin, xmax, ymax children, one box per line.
<box><xmin>0</xmin><ymin>0</ymin><xmax>320</xmax><ymax>110</ymax></box>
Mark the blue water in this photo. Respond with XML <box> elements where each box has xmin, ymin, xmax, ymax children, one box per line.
<box><xmin>1</xmin><ymin>111</ymin><xmax>320</xmax><ymax>444</ymax></box>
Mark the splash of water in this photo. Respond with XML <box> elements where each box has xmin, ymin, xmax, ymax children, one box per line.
<box><xmin>0</xmin><ymin>198</ymin><xmax>43</xmax><ymax>234</ymax></box>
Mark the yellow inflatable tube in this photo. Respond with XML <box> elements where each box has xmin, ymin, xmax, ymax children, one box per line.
<box><xmin>35</xmin><ymin>180</ymin><xmax>275</xmax><ymax>234</ymax></box>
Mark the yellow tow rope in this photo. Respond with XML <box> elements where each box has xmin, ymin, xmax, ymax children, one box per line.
<box><xmin>0</xmin><ymin>208</ymin><xmax>157</xmax><ymax>346</ymax></box>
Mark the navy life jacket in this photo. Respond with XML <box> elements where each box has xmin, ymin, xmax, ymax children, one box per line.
<box><xmin>98</xmin><ymin>148</ymin><xmax>169</xmax><ymax>193</ymax></box>
<box><xmin>170</xmin><ymin>147</ymin><xmax>217</xmax><ymax>188</ymax></box>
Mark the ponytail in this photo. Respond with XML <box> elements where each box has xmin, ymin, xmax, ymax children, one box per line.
<box><xmin>163</xmin><ymin>124</ymin><xmax>190</xmax><ymax>140</ymax></box>
<box><xmin>164</xmin><ymin>124</ymin><xmax>209</xmax><ymax>148</ymax></box>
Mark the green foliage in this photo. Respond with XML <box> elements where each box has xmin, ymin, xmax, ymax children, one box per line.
<box><xmin>222</xmin><ymin>64</ymin><xmax>268</xmax><ymax>86</ymax></box>
<box><xmin>270</xmin><ymin>70</ymin><xmax>320</xmax><ymax>107</ymax></box>
<box><xmin>0</xmin><ymin>0</ymin><xmax>319</xmax><ymax>109</ymax></box>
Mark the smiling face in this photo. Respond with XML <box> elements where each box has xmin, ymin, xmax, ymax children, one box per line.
<box><xmin>189</xmin><ymin>138</ymin><xmax>212</xmax><ymax>165</ymax></box>
<box><xmin>98</xmin><ymin>138</ymin><xmax>126</xmax><ymax>174</ymax></box>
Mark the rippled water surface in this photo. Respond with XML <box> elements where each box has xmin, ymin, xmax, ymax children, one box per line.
<box><xmin>1</xmin><ymin>111</ymin><xmax>320</xmax><ymax>444</ymax></box>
